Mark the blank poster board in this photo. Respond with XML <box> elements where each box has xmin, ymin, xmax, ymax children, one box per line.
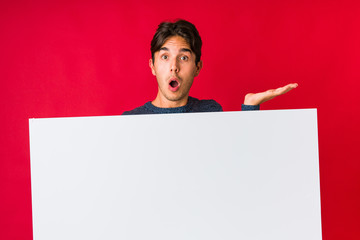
<box><xmin>29</xmin><ymin>109</ymin><xmax>321</xmax><ymax>240</ymax></box>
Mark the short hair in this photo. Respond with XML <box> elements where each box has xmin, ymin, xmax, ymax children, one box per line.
<box><xmin>150</xmin><ymin>19</ymin><xmax>202</xmax><ymax>65</ymax></box>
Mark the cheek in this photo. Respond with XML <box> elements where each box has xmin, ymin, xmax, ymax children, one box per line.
<box><xmin>155</xmin><ymin>63</ymin><xmax>168</xmax><ymax>74</ymax></box>
<box><xmin>154</xmin><ymin>65</ymin><xmax>169</xmax><ymax>82</ymax></box>
<box><xmin>184</xmin><ymin>65</ymin><xmax>198</xmax><ymax>77</ymax></box>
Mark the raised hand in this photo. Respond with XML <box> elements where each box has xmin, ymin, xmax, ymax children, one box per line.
<box><xmin>244</xmin><ymin>83</ymin><xmax>298</xmax><ymax>106</ymax></box>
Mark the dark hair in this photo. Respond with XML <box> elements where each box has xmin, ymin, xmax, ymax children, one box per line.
<box><xmin>151</xmin><ymin>19</ymin><xmax>202</xmax><ymax>65</ymax></box>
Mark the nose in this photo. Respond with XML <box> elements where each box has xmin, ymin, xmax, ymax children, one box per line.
<box><xmin>170</xmin><ymin>58</ymin><xmax>179</xmax><ymax>73</ymax></box>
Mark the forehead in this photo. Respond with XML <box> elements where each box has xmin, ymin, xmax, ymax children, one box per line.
<box><xmin>161</xmin><ymin>35</ymin><xmax>191</xmax><ymax>50</ymax></box>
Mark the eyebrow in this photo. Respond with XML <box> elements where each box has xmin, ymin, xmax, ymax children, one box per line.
<box><xmin>159</xmin><ymin>47</ymin><xmax>192</xmax><ymax>53</ymax></box>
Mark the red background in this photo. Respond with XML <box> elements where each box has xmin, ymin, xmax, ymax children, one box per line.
<box><xmin>1</xmin><ymin>0</ymin><xmax>359</xmax><ymax>239</ymax></box>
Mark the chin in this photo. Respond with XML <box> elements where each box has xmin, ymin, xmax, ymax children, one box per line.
<box><xmin>165</xmin><ymin>93</ymin><xmax>187</xmax><ymax>102</ymax></box>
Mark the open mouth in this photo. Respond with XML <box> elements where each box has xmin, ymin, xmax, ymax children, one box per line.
<box><xmin>169</xmin><ymin>80</ymin><xmax>179</xmax><ymax>88</ymax></box>
<box><xmin>169</xmin><ymin>78</ymin><xmax>180</xmax><ymax>91</ymax></box>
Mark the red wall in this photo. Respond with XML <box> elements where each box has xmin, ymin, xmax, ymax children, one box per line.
<box><xmin>1</xmin><ymin>1</ymin><xmax>359</xmax><ymax>239</ymax></box>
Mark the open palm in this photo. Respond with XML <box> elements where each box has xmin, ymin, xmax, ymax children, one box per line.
<box><xmin>244</xmin><ymin>83</ymin><xmax>298</xmax><ymax>105</ymax></box>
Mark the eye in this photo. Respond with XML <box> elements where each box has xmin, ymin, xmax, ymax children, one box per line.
<box><xmin>181</xmin><ymin>56</ymin><xmax>189</xmax><ymax>61</ymax></box>
<box><xmin>161</xmin><ymin>55</ymin><xmax>168</xmax><ymax>60</ymax></box>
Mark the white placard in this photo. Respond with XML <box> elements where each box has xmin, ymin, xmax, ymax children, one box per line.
<box><xmin>29</xmin><ymin>109</ymin><xmax>321</xmax><ymax>240</ymax></box>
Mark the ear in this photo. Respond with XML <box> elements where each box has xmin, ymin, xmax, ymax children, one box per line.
<box><xmin>149</xmin><ymin>58</ymin><xmax>156</xmax><ymax>76</ymax></box>
<box><xmin>194</xmin><ymin>60</ymin><xmax>203</xmax><ymax>77</ymax></box>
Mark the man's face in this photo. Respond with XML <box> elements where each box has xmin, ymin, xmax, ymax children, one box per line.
<box><xmin>149</xmin><ymin>35</ymin><xmax>202</xmax><ymax>107</ymax></box>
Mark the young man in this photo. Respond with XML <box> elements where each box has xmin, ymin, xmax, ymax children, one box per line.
<box><xmin>123</xmin><ymin>20</ymin><xmax>297</xmax><ymax>115</ymax></box>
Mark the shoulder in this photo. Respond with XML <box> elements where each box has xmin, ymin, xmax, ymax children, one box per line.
<box><xmin>122</xmin><ymin>103</ymin><xmax>153</xmax><ymax>115</ymax></box>
<box><xmin>188</xmin><ymin>97</ymin><xmax>223</xmax><ymax>112</ymax></box>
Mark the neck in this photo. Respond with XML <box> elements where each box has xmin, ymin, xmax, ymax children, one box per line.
<box><xmin>152</xmin><ymin>92</ymin><xmax>189</xmax><ymax>108</ymax></box>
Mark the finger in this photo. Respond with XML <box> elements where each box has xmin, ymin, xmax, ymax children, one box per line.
<box><xmin>274</xmin><ymin>83</ymin><xmax>298</xmax><ymax>96</ymax></box>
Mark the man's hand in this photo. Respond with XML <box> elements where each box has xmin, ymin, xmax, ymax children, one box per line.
<box><xmin>244</xmin><ymin>83</ymin><xmax>298</xmax><ymax>105</ymax></box>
